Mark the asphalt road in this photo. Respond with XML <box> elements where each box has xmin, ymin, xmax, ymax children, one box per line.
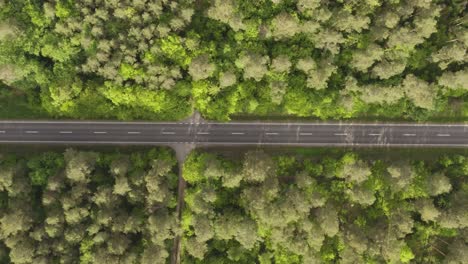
<box><xmin>0</xmin><ymin>120</ymin><xmax>466</xmax><ymax>147</ymax></box>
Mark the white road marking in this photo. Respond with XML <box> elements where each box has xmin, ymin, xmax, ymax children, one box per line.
<box><xmin>300</xmin><ymin>133</ymin><xmax>313</xmax><ymax>136</ymax></box>
<box><xmin>127</xmin><ymin>132</ymin><xmax>141</xmax><ymax>134</ymax></box>
<box><xmin>162</xmin><ymin>132</ymin><xmax>176</xmax><ymax>135</ymax></box>
<box><xmin>25</xmin><ymin>131</ymin><xmax>39</xmax><ymax>134</ymax></box>
<box><xmin>334</xmin><ymin>133</ymin><xmax>347</xmax><ymax>136</ymax></box>
<box><xmin>265</xmin><ymin>132</ymin><xmax>279</xmax><ymax>135</ymax></box>
<box><xmin>403</xmin><ymin>133</ymin><xmax>416</xmax><ymax>136</ymax></box>
<box><xmin>231</xmin><ymin>132</ymin><xmax>245</xmax><ymax>135</ymax></box>
<box><xmin>369</xmin><ymin>133</ymin><xmax>381</xmax><ymax>136</ymax></box>
<box><xmin>437</xmin><ymin>134</ymin><xmax>450</xmax><ymax>137</ymax></box>
<box><xmin>0</xmin><ymin>131</ymin><xmax>5</xmax><ymax>133</ymax></box>
<box><xmin>59</xmin><ymin>131</ymin><xmax>73</xmax><ymax>134</ymax></box>
<box><xmin>197</xmin><ymin>132</ymin><xmax>210</xmax><ymax>135</ymax></box>
<box><xmin>93</xmin><ymin>131</ymin><xmax>107</xmax><ymax>134</ymax></box>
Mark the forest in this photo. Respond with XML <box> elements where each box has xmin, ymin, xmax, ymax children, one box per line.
<box><xmin>0</xmin><ymin>147</ymin><xmax>466</xmax><ymax>263</ymax></box>
<box><xmin>181</xmin><ymin>149</ymin><xmax>467</xmax><ymax>263</ymax></box>
<box><xmin>0</xmin><ymin>148</ymin><xmax>179</xmax><ymax>264</ymax></box>
<box><xmin>0</xmin><ymin>0</ymin><xmax>467</xmax><ymax>120</ymax></box>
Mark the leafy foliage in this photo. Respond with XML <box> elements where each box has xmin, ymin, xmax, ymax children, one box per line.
<box><xmin>0</xmin><ymin>148</ymin><xmax>178</xmax><ymax>263</ymax></box>
<box><xmin>0</xmin><ymin>0</ymin><xmax>466</xmax><ymax>121</ymax></box>
<box><xmin>181</xmin><ymin>150</ymin><xmax>468</xmax><ymax>263</ymax></box>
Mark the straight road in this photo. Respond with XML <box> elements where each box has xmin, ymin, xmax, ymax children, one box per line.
<box><xmin>0</xmin><ymin>120</ymin><xmax>466</xmax><ymax>147</ymax></box>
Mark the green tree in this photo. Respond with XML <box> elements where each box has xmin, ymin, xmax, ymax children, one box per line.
<box><xmin>241</xmin><ymin>150</ymin><xmax>275</xmax><ymax>183</ymax></box>
<box><xmin>27</xmin><ymin>152</ymin><xmax>64</xmax><ymax>186</ymax></box>
<box><xmin>235</xmin><ymin>52</ymin><xmax>269</xmax><ymax>81</ymax></box>
<box><xmin>189</xmin><ymin>54</ymin><xmax>216</xmax><ymax>81</ymax></box>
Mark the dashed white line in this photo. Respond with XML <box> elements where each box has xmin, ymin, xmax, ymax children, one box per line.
<box><xmin>231</xmin><ymin>132</ymin><xmax>245</xmax><ymax>135</ymax></box>
<box><xmin>368</xmin><ymin>133</ymin><xmax>382</xmax><ymax>136</ymax></box>
<box><xmin>59</xmin><ymin>131</ymin><xmax>73</xmax><ymax>134</ymax></box>
<box><xmin>0</xmin><ymin>131</ymin><xmax>5</xmax><ymax>133</ymax></box>
<box><xmin>197</xmin><ymin>132</ymin><xmax>210</xmax><ymax>135</ymax></box>
<box><xmin>300</xmin><ymin>133</ymin><xmax>313</xmax><ymax>136</ymax></box>
<box><xmin>93</xmin><ymin>131</ymin><xmax>107</xmax><ymax>134</ymax></box>
<box><xmin>403</xmin><ymin>133</ymin><xmax>416</xmax><ymax>136</ymax></box>
<box><xmin>25</xmin><ymin>131</ymin><xmax>39</xmax><ymax>134</ymax></box>
<box><xmin>334</xmin><ymin>133</ymin><xmax>348</xmax><ymax>136</ymax></box>
<box><xmin>162</xmin><ymin>132</ymin><xmax>176</xmax><ymax>135</ymax></box>
<box><xmin>437</xmin><ymin>133</ymin><xmax>450</xmax><ymax>137</ymax></box>
<box><xmin>127</xmin><ymin>132</ymin><xmax>141</xmax><ymax>134</ymax></box>
<box><xmin>265</xmin><ymin>132</ymin><xmax>279</xmax><ymax>135</ymax></box>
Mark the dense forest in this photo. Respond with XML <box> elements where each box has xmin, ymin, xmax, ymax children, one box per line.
<box><xmin>0</xmin><ymin>148</ymin><xmax>179</xmax><ymax>263</ymax></box>
<box><xmin>0</xmin><ymin>148</ymin><xmax>466</xmax><ymax>263</ymax></box>
<box><xmin>0</xmin><ymin>0</ymin><xmax>466</xmax><ymax>120</ymax></box>
<box><xmin>182</xmin><ymin>149</ymin><xmax>467</xmax><ymax>263</ymax></box>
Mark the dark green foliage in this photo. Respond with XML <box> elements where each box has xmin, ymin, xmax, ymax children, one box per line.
<box><xmin>0</xmin><ymin>148</ymin><xmax>467</xmax><ymax>263</ymax></box>
<box><xmin>182</xmin><ymin>150</ymin><xmax>468</xmax><ymax>263</ymax></box>
<box><xmin>27</xmin><ymin>152</ymin><xmax>63</xmax><ymax>186</ymax></box>
<box><xmin>0</xmin><ymin>148</ymin><xmax>178</xmax><ymax>263</ymax></box>
<box><xmin>0</xmin><ymin>0</ymin><xmax>465</xmax><ymax>121</ymax></box>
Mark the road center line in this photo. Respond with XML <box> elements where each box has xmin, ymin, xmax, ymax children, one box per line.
<box><xmin>231</xmin><ymin>132</ymin><xmax>245</xmax><ymax>135</ymax></box>
<box><xmin>25</xmin><ymin>131</ymin><xmax>39</xmax><ymax>134</ymax></box>
<box><xmin>93</xmin><ymin>131</ymin><xmax>107</xmax><ymax>134</ymax></box>
<box><xmin>162</xmin><ymin>132</ymin><xmax>176</xmax><ymax>135</ymax></box>
<box><xmin>127</xmin><ymin>132</ymin><xmax>141</xmax><ymax>134</ymax></box>
<box><xmin>437</xmin><ymin>133</ymin><xmax>450</xmax><ymax>137</ymax></box>
<box><xmin>59</xmin><ymin>131</ymin><xmax>73</xmax><ymax>134</ymax></box>
<box><xmin>403</xmin><ymin>133</ymin><xmax>416</xmax><ymax>136</ymax></box>
<box><xmin>197</xmin><ymin>132</ymin><xmax>210</xmax><ymax>135</ymax></box>
<box><xmin>334</xmin><ymin>133</ymin><xmax>347</xmax><ymax>136</ymax></box>
<box><xmin>265</xmin><ymin>132</ymin><xmax>279</xmax><ymax>135</ymax></box>
<box><xmin>300</xmin><ymin>133</ymin><xmax>313</xmax><ymax>136</ymax></box>
<box><xmin>368</xmin><ymin>133</ymin><xmax>381</xmax><ymax>136</ymax></box>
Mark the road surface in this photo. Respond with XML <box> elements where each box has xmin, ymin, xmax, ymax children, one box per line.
<box><xmin>0</xmin><ymin>120</ymin><xmax>466</xmax><ymax>147</ymax></box>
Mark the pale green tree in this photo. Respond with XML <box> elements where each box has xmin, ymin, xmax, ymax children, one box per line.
<box><xmin>346</xmin><ymin>184</ymin><xmax>376</xmax><ymax>206</ymax></box>
<box><xmin>188</xmin><ymin>54</ymin><xmax>216</xmax><ymax>81</ymax></box>
<box><xmin>219</xmin><ymin>70</ymin><xmax>237</xmax><ymax>88</ymax></box>
<box><xmin>270</xmin><ymin>55</ymin><xmax>292</xmax><ymax>73</ymax></box>
<box><xmin>241</xmin><ymin>150</ymin><xmax>275</xmax><ymax>183</ymax></box>
<box><xmin>337</xmin><ymin>154</ymin><xmax>372</xmax><ymax>184</ymax></box>
<box><xmin>402</xmin><ymin>74</ymin><xmax>437</xmax><ymax>110</ymax></box>
<box><xmin>315</xmin><ymin>203</ymin><xmax>339</xmax><ymax>237</ymax></box>
<box><xmin>64</xmin><ymin>149</ymin><xmax>98</xmax><ymax>183</ymax></box>
<box><xmin>235</xmin><ymin>53</ymin><xmax>269</xmax><ymax>81</ymax></box>
<box><xmin>438</xmin><ymin>69</ymin><xmax>468</xmax><ymax>91</ymax></box>
<box><xmin>351</xmin><ymin>44</ymin><xmax>384</xmax><ymax>72</ymax></box>
<box><xmin>207</xmin><ymin>0</ymin><xmax>244</xmax><ymax>31</ymax></box>
<box><xmin>414</xmin><ymin>198</ymin><xmax>440</xmax><ymax>222</ymax></box>
<box><xmin>270</xmin><ymin>12</ymin><xmax>301</xmax><ymax>40</ymax></box>
<box><xmin>426</xmin><ymin>172</ymin><xmax>452</xmax><ymax>196</ymax></box>
<box><xmin>296</xmin><ymin>57</ymin><xmax>336</xmax><ymax>90</ymax></box>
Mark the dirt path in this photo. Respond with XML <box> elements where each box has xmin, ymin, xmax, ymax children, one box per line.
<box><xmin>172</xmin><ymin>112</ymin><xmax>200</xmax><ymax>264</ymax></box>
<box><xmin>170</xmin><ymin>162</ymin><xmax>186</xmax><ymax>264</ymax></box>
<box><xmin>170</xmin><ymin>143</ymin><xmax>194</xmax><ymax>264</ymax></box>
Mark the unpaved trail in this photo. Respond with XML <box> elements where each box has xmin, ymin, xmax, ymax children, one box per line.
<box><xmin>170</xmin><ymin>142</ymin><xmax>195</xmax><ymax>264</ymax></box>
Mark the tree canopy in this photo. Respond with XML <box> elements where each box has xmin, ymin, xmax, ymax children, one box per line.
<box><xmin>0</xmin><ymin>148</ymin><xmax>179</xmax><ymax>264</ymax></box>
<box><xmin>0</xmin><ymin>0</ymin><xmax>466</xmax><ymax>121</ymax></box>
<box><xmin>181</xmin><ymin>149</ymin><xmax>468</xmax><ymax>263</ymax></box>
<box><xmin>0</xmin><ymin>148</ymin><xmax>466</xmax><ymax>263</ymax></box>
